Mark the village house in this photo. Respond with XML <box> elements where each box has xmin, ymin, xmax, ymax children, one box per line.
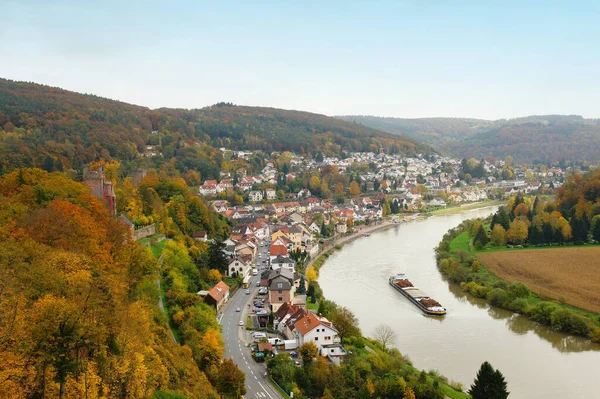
<box><xmin>227</xmin><ymin>256</ymin><xmax>252</xmax><ymax>278</ymax></box>
<box><xmin>192</xmin><ymin>231</ymin><xmax>207</xmax><ymax>242</ymax></box>
<box><xmin>265</xmin><ymin>188</ymin><xmax>277</xmax><ymax>200</ymax></box>
<box><xmin>248</xmin><ymin>190</ymin><xmax>264</xmax><ymax>202</ymax></box>
<box><xmin>267</xmin><ymin>269</ymin><xmax>296</xmax><ymax>312</ymax></box>
<box><xmin>293</xmin><ymin>311</ymin><xmax>339</xmax><ymax>350</ymax></box>
<box><xmin>199</xmin><ymin>180</ymin><xmax>218</xmax><ymax>196</ymax></box>
<box><xmin>270</xmin><ymin>255</ymin><xmax>296</xmax><ymax>273</ymax></box>
<box><xmin>199</xmin><ymin>281</ymin><xmax>229</xmax><ymax>311</ymax></box>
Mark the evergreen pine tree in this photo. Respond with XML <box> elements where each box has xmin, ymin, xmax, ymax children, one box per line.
<box><xmin>474</xmin><ymin>224</ymin><xmax>490</xmax><ymax>247</ymax></box>
<box><xmin>570</xmin><ymin>215</ymin><xmax>588</xmax><ymax>244</ymax></box>
<box><xmin>469</xmin><ymin>361</ymin><xmax>509</xmax><ymax>399</ymax></box>
<box><xmin>208</xmin><ymin>238</ymin><xmax>229</xmax><ymax>273</ymax></box>
<box><xmin>496</xmin><ymin>207</ymin><xmax>511</xmax><ymax>230</ymax></box>
<box><xmin>591</xmin><ymin>216</ymin><xmax>600</xmax><ymax>243</ymax></box>
<box><xmin>543</xmin><ymin>222</ymin><xmax>554</xmax><ymax>243</ymax></box>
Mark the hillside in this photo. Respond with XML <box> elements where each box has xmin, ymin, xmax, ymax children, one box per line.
<box><xmin>0</xmin><ymin>169</ymin><xmax>224</xmax><ymax>398</ymax></box>
<box><xmin>0</xmin><ymin>79</ymin><xmax>431</xmax><ymax>177</ymax></box>
<box><xmin>340</xmin><ymin>115</ymin><xmax>600</xmax><ymax>164</ymax></box>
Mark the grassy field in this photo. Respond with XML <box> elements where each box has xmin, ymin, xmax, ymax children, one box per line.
<box><xmin>450</xmin><ymin>231</ymin><xmax>470</xmax><ymax>252</ymax></box>
<box><xmin>428</xmin><ymin>200</ymin><xmax>503</xmax><ymax>216</ymax></box>
<box><xmin>478</xmin><ymin>246</ymin><xmax>600</xmax><ymax>314</ymax></box>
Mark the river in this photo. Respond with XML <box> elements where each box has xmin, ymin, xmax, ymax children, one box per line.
<box><xmin>318</xmin><ymin>207</ymin><xmax>600</xmax><ymax>399</ymax></box>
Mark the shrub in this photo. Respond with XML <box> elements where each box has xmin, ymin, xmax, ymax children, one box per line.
<box><xmin>507</xmin><ymin>282</ymin><xmax>531</xmax><ymax>299</ymax></box>
<box><xmin>487</xmin><ymin>288</ymin><xmax>508</xmax><ymax>307</ymax></box>
<box><xmin>550</xmin><ymin>308</ymin><xmax>595</xmax><ymax>336</ymax></box>
<box><xmin>530</xmin><ymin>302</ymin><xmax>559</xmax><ymax>324</ymax></box>
<box><xmin>461</xmin><ymin>281</ymin><xmax>490</xmax><ymax>298</ymax></box>
<box><xmin>507</xmin><ymin>298</ymin><xmax>528</xmax><ymax>313</ymax></box>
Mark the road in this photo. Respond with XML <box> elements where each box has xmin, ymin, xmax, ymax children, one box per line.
<box><xmin>220</xmin><ymin>240</ymin><xmax>283</xmax><ymax>399</ymax></box>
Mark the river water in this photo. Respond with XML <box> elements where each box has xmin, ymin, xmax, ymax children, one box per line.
<box><xmin>319</xmin><ymin>207</ymin><xmax>600</xmax><ymax>399</ymax></box>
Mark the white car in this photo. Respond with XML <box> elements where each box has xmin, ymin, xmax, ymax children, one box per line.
<box><xmin>245</xmin><ymin>289</ymin><xmax>250</xmax><ymax>295</ymax></box>
<box><xmin>236</xmin><ymin>307</ymin><xmax>241</xmax><ymax>312</ymax></box>
<box><xmin>239</xmin><ymin>320</ymin><xmax>244</xmax><ymax>326</ymax></box>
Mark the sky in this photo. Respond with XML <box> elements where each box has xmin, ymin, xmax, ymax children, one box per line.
<box><xmin>1</xmin><ymin>0</ymin><xmax>599</xmax><ymax>119</ymax></box>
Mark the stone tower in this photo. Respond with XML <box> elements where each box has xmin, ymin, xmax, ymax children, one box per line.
<box><xmin>83</xmin><ymin>164</ymin><xmax>117</xmax><ymax>217</ymax></box>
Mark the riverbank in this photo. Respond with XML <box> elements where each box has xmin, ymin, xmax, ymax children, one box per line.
<box><xmin>427</xmin><ymin>200</ymin><xmax>504</xmax><ymax>216</ymax></box>
<box><xmin>437</xmin><ymin>221</ymin><xmax>600</xmax><ymax>343</ymax></box>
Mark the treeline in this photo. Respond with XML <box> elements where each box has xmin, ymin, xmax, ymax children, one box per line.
<box><xmin>483</xmin><ymin>169</ymin><xmax>600</xmax><ymax>248</ymax></box>
<box><xmin>0</xmin><ymin>169</ymin><xmax>229</xmax><ymax>398</ymax></box>
<box><xmin>0</xmin><ymin>78</ymin><xmax>430</xmax><ymax>177</ymax></box>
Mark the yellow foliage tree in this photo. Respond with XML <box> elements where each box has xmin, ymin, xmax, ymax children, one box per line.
<box><xmin>349</xmin><ymin>181</ymin><xmax>360</xmax><ymax>196</ymax></box>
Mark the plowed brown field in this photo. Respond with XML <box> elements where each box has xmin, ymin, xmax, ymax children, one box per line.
<box><xmin>478</xmin><ymin>247</ymin><xmax>600</xmax><ymax>314</ymax></box>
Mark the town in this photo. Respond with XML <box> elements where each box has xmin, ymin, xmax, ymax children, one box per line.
<box><xmin>187</xmin><ymin>149</ymin><xmax>568</xmax><ymax>372</ymax></box>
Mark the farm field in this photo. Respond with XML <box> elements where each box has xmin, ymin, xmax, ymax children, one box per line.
<box><xmin>478</xmin><ymin>246</ymin><xmax>600</xmax><ymax>314</ymax></box>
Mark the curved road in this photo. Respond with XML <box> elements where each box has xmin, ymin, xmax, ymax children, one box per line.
<box><xmin>220</xmin><ymin>244</ymin><xmax>283</xmax><ymax>399</ymax></box>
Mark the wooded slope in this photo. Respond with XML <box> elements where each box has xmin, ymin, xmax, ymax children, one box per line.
<box><xmin>341</xmin><ymin>114</ymin><xmax>600</xmax><ymax>163</ymax></box>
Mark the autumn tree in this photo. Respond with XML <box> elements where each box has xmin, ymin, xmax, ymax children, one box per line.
<box><xmin>211</xmin><ymin>358</ymin><xmax>246</xmax><ymax>398</ymax></box>
<box><xmin>490</xmin><ymin>225</ymin><xmax>506</xmax><ymax>247</ymax></box>
<box><xmin>330</xmin><ymin>306</ymin><xmax>362</xmax><ymax>340</ymax></box>
<box><xmin>349</xmin><ymin>181</ymin><xmax>360</xmax><ymax>196</ymax></box>
<box><xmin>506</xmin><ymin>219</ymin><xmax>529</xmax><ymax>244</ymax></box>
<box><xmin>299</xmin><ymin>342</ymin><xmax>318</xmax><ymax>368</ymax></box>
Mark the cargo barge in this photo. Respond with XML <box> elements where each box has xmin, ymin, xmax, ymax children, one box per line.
<box><xmin>389</xmin><ymin>274</ymin><xmax>446</xmax><ymax>315</ymax></box>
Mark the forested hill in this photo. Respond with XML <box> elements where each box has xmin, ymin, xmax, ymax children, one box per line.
<box><xmin>339</xmin><ymin>115</ymin><xmax>600</xmax><ymax>164</ymax></box>
<box><xmin>0</xmin><ymin>78</ymin><xmax>431</xmax><ymax>175</ymax></box>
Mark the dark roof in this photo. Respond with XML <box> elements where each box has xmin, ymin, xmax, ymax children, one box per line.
<box><xmin>272</xmin><ymin>255</ymin><xmax>295</xmax><ymax>265</ymax></box>
<box><xmin>269</xmin><ymin>276</ymin><xmax>292</xmax><ymax>291</ymax></box>
<box><xmin>267</xmin><ymin>268</ymin><xmax>294</xmax><ymax>284</ymax></box>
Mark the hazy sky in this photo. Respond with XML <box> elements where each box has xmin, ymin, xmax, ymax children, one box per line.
<box><xmin>1</xmin><ymin>1</ymin><xmax>599</xmax><ymax>119</ymax></box>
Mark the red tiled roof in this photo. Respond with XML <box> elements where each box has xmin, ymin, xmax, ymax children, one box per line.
<box><xmin>270</xmin><ymin>245</ymin><xmax>288</xmax><ymax>257</ymax></box>
<box><xmin>207</xmin><ymin>281</ymin><xmax>229</xmax><ymax>303</ymax></box>
<box><xmin>257</xmin><ymin>342</ymin><xmax>273</xmax><ymax>352</ymax></box>
<box><xmin>294</xmin><ymin>312</ymin><xmax>337</xmax><ymax>336</ymax></box>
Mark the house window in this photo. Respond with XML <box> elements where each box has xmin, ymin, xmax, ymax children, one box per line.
<box><xmin>278</xmin><ymin>297</ymin><xmax>283</xmax><ymax>302</ymax></box>
<box><xmin>325</xmin><ymin>336</ymin><xmax>331</xmax><ymax>340</ymax></box>
<box><xmin>331</xmin><ymin>349</ymin><xmax>334</xmax><ymax>353</ymax></box>
<box><xmin>277</xmin><ymin>283</ymin><xmax>283</xmax><ymax>289</ymax></box>
<box><xmin>278</xmin><ymin>290</ymin><xmax>282</xmax><ymax>294</ymax></box>
<box><xmin>314</xmin><ymin>337</ymin><xmax>318</xmax><ymax>341</ymax></box>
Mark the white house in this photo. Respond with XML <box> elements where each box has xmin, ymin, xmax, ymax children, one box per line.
<box><xmin>265</xmin><ymin>189</ymin><xmax>277</xmax><ymax>200</ymax></box>
<box><xmin>199</xmin><ymin>180</ymin><xmax>218</xmax><ymax>196</ymax></box>
<box><xmin>271</xmin><ymin>255</ymin><xmax>296</xmax><ymax>273</ymax></box>
<box><xmin>227</xmin><ymin>257</ymin><xmax>252</xmax><ymax>278</ymax></box>
<box><xmin>249</xmin><ymin>190</ymin><xmax>264</xmax><ymax>202</ymax></box>
<box><xmin>293</xmin><ymin>312</ymin><xmax>339</xmax><ymax>349</ymax></box>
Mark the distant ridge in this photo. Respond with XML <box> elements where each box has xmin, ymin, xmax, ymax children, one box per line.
<box><xmin>338</xmin><ymin>115</ymin><xmax>600</xmax><ymax>163</ymax></box>
<box><xmin>0</xmin><ymin>78</ymin><xmax>433</xmax><ymax>174</ymax></box>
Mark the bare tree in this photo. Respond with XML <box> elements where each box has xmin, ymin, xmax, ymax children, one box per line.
<box><xmin>373</xmin><ymin>324</ymin><xmax>397</xmax><ymax>351</ymax></box>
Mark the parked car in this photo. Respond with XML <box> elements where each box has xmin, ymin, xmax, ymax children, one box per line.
<box><xmin>239</xmin><ymin>320</ymin><xmax>244</xmax><ymax>326</ymax></box>
<box><xmin>236</xmin><ymin>307</ymin><xmax>241</xmax><ymax>312</ymax></box>
<box><xmin>245</xmin><ymin>289</ymin><xmax>250</xmax><ymax>295</ymax></box>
